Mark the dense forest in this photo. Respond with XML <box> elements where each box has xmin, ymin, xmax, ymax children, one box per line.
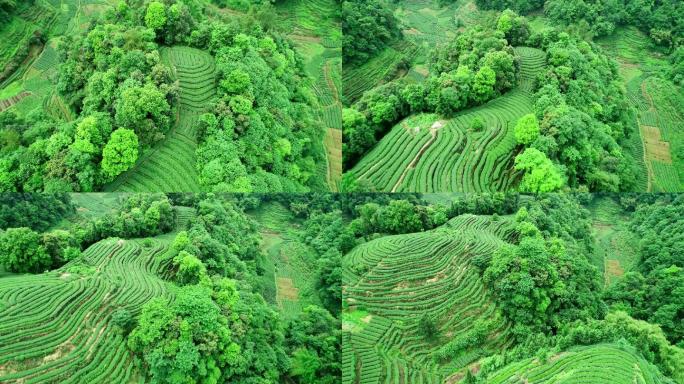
<box><xmin>0</xmin><ymin>0</ymin><xmax>332</xmax><ymax>192</ymax></box>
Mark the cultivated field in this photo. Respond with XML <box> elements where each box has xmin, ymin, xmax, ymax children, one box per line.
<box><xmin>484</xmin><ymin>343</ymin><xmax>668</xmax><ymax>383</ymax></box>
<box><xmin>278</xmin><ymin>0</ymin><xmax>342</xmax><ymax>190</ymax></box>
<box><xmin>598</xmin><ymin>27</ymin><xmax>684</xmax><ymax>192</ymax></box>
<box><xmin>351</xmin><ymin>47</ymin><xmax>545</xmax><ymax>192</ymax></box>
<box><xmin>342</xmin><ymin>214</ymin><xmax>516</xmax><ymax>383</ymax></box>
<box><xmin>0</xmin><ymin>237</ymin><xmax>174</xmax><ymax>382</ymax></box>
<box><xmin>250</xmin><ymin>202</ymin><xmax>322</xmax><ymax>319</ymax></box>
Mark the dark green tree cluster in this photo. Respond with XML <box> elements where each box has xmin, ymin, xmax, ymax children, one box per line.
<box><xmin>605</xmin><ymin>195</ymin><xmax>684</xmax><ymax>348</ymax></box>
<box><xmin>544</xmin><ymin>0</ymin><xmax>684</xmax><ymax>51</ymax></box>
<box><xmin>190</xmin><ymin>24</ymin><xmax>325</xmax><ymax>192</ymax></box>
<box><xmin>170</xmin><ymin>196</ymin><xmax>260</xmax><ymax>278</ymax></box>
<box><xmin>131</xmin><ymin>195</ymin><xmax>340</xmax><ymax>383</ymax></box>
<box><xmin>74</xmin><ymin>194</ymin><xmax>175</xmax><ymax>245</ymax></box>
<box><xmin>0</xmin><ymin>227</ymin><xmax>79</xmax><ymax>273</ymax></box>
<box><xmin>0</xmin><ymin>2</ymin><xmax>181</xmax><ymax>191</ymax></box>
<box><xmin>342</xmin><ymin>0</ymin><xmax>400</xmax><ymax>65</ymax></box>
<box><xmin>350</xmin><ymin>199</ymin><xmax>448</xmax><ymax>235</ymax></box>
<box><xmin>522</xmin><ymin>27</ymin><xmax>637</xmax><ymax>192</ymax></box>
<box><xmin>478</xmin><ymin>200</ymin><xmax>603</xmax><ymax>341</ymax></box>
<box><xmin>0</xmin><ymin>193</ymin><xmax>74</xmax><ymax>231</ymax></box>
<box><xmin>343</xmin><ymin>26</ymin><xmax>518</xmax><ymax>169</ymax></box>
<box><xmin>0</xmin><ymin>0</ymin><xmax>16</xmax><ymax>23</ymax></box>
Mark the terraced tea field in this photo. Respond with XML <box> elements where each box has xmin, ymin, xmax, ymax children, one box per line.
<box><xmin>250</xmin><ymin>202</ymin><xmax>322</xmax><ymax>319</ymax></box>
<box><xmin>351</xmin><ymin>47</ymin><xmax>544</xmax><ymax>192</ymax></box>
<box><xmin>0</xmin><ymin>237</ymin><xmax>175</xmax><ymax>383</ymax></box>
<box><xmin>484</xmin><ymin>343</ymin><xmax>670</xmax><ymax>383</ymax></box>
<box><xmin>105</xmin><ymin>46</ymin><xmax>215</xmax><ymax>192</ymax></box>
<box><xmin>598</xmin><ymin>27</ymin><xmax>684</xmax><ymax>192</ymax></box>
<box><xmin>0</xmin><ymin>0</ymin><xmax>113</xmax><ymax>118</ymax></box>
<box><xmin>343</xmin><ymin>215</ymin><xmax>516</xmax><ymax>383</ymax></box>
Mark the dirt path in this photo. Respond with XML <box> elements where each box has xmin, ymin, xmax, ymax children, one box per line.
<box><xmin>391</xmin><ymin>120</ymin><xmax>445</xmax><ymax>192</ymax></box>
<box><xmin>0</xmin><ymin>91</ymin><xmax>31</xmax><ymax>112</ymax></box>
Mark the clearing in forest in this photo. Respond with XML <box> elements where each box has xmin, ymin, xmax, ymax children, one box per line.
<box><xmin>276</xmin><ymin>0</ymin><xmax>342</xmax><ymax>191</ymax></box>
<box><xmin>105</xmin><ymin>46</ymin><xmax>216</xmax><ymax>192</ymax></box>
<box><xmin>343</xmin><ymin>214</ymin><xmax>515</xmax><ymax>383</ymax></box>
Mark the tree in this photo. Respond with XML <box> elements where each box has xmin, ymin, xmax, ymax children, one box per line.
<box><xmin>173</xmin><ymin>250</ymin><xmax>207</xmax><ymax>285</ymax></box>
<box><xmin>418</xmin><ymin>313</ymin><xmax>439</xmax><ymax>340</ymax></box>
<box><xmin>514</xmin><ymin>148</ymin><xmax>564</xmax><ymax>193</ymax></box>
<box><xmin>285</xmin><ymin>305</ymin><xmax>341</xmax><ymax>384</ymax></box>
<box><xmin>472</xmin><ymin>65</ymin><xmax>497</xmax><ymax>103</ymax></box>
<box><xmin>0</xmin><ymin>227</ymin><xmax>51</xmax><ymax>273</ymax></box>
<box><xmin>145</xmin><ymin>1</ymin><xmax>167</xmax><ymax>31</ymax></box>
<box><xmin>111</xmin><ymin>308</ymin><xmax>134</xmax><ymax>335</ymax></box>
<box><xmin>514</xmin><ymin>113</ymin><xmax>540</xmax><ymax>145</ymax></box>
<box><xmin>470</xmin><ymin>116</ymin><xmax>485</xmax><ymax>132</ymax></box>
<box><xmin>342</xmin><ymin>0</ymin><xmax>401</xmax><ymax>65</ymax></box>
<box><xmin>128</xmin><ymin>285</ymin><xmax>241</xmax><ymax>383</ymax></box>
<box><xmin>101</xmin><ymin>129</ymin><xmax>139</xmax><ymax>180</ymax></box>
<box><xmin>114</xmin><ymin>83</ymin><xmax>171</xmax><ymax>145</ymax></box>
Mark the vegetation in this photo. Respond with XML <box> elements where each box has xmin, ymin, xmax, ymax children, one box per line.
<box><xmin>341</xmin><ymin>0</ymin><xmax>684</xmax><ymax>193</ymax></box>
<box><xmin>0</xmin><ymin>0</ymin><xmax>336</xmax><ymax>192</ymax></box>
<box><xmin>0</xmin><ymin>193</ymin><xmax>342</xmax><ymax>383</ymax></box>
<box><xmin>343</xmin><ymin>193</ymin><xmax>684</xmax><ymax>383</ymax></box>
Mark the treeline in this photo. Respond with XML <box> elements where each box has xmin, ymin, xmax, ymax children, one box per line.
<box><xmin>343</xmin><ymin>24</ymin><xmax>518</xmax><ymax>172</ymax></box>
<box><xmin>342</xmin><ymin>0</ymin><xmax>401</xmax><ymax>65</ymax></box>
<box><xmin>0</xmin><ymin>193</ymin><xmax>74</xmax><ymax>231</ymax></box>
<box><xmin>0</xmin><ymin>194</ymin><xmax>175</xmax><ymax>273</ymax></box>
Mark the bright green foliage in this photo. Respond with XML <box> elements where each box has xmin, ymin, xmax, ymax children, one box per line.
<box><xmin>515</xmin><ymin>148</ymin><xmax>564</xmax><ymax>193</ymax></box>
<box><xmin>128</xmin><ymin>285</ymin><xmax>241</xmax><ymax>384</ymax></box>
<box><xmin>286</xmin><ymin>305</ymin><xmax>341</xmax><ymax>384</ymax></box>
<box><xmin>0</xmin><ymin>227</ymin><xmax>51</xmax><ymax>273</ymax></box>
<box><xmin>173</xmin><ymin>250</ymin><xmax>207</xmax><ymax>285</ymax></box>
<box><xmin>145</xmin><ymin>2</ymin><xmax>167</xmax><ymax>31</ymax></box>
<box><xmin>114</xmin><ymin>83</ymin><xmax>171</xmax><ymax>145</ymax></box>
<box><xmin>101</xmin><ymin>129</ymin><xmax>139</xmax><ymax>180</ymax></box>
<box><xmin>514</xmin><ymin>113</ymin><xmax>539</xmax><ymax>145</ymax></box>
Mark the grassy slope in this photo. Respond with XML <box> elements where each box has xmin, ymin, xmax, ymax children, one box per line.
<box><xmin>351</xmin><ymin>48</ymin><xmax>544</xmax><ymax>192</ymax></box>
<box><xmin>586</xmin><ymin>196</ymin><xmax>639</xmax><ymax>287</ymax></box>
<box><xmin>484</xmin><ymin>343</ymin><xmax>670</xmax><ymax>383</ymax></box>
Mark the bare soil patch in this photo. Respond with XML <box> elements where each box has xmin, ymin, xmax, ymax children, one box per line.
<box><xmin>277</xmin><ymin>277</ymin><xmax>299</xmax><ymax>301</ymax></box>
<box><xmin>641</xmin><ymin>125</ymin><xmax>672</xmax><ymax>164</ymax></box>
